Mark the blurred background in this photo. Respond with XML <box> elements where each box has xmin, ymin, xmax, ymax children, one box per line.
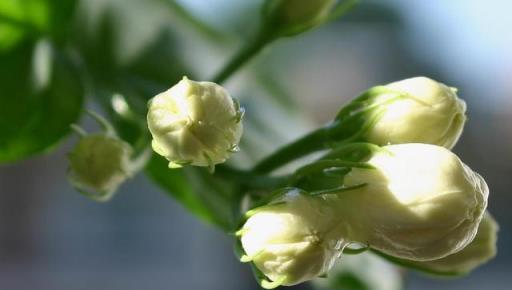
<box><xmin>0</xmin><ymin>0</ymin><xmax>511</xmax><ymax>289</ymax></box>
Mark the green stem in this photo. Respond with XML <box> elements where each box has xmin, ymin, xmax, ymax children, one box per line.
<box><xmin>160</xmin><ymin>0</ymin><xmax>228</xmax><ymax>42</ymax></box>
<box><xmin>212</xmin><ymin>30</ymin><xmax>275</xmax><ymax>84</ymax></box>
<box><xmin>215</xmin><ymin>165</ymin><xmax>288</xmax><ymax>190</ymax></box>
<box><xmin>252</xmin><ymin>127</ymin><xmax>329</xmax><ymax>173</ymax></box>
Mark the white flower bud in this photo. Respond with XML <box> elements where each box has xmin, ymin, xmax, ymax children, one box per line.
<box><xmin>147</xmin><ymin>77</ymin><xmax>243</xmax><ymax>169</ymax></box>
<box><xmin>366</xmin><ymin>77</ymin><xmax>466</xmax><ymax>149</ymax></box>
<box><xmin>238</xmin><ymin>189</ymin><xmax>347</xmax><ymax>287</ymax></box>
<box><xmin>341</xmin><ymin>143</ymin><xmax>488</xmax><ymax>261</ymax></box>
<box><xmin>263</xmin><ymin>0</ymin><xmax>337</xmax><ymax>37</ymax></box>
<box><xmin>68</xmin><ymin>134</ymin><xmax>133</xmax><ymax>200</ymax></box>
<box><xmin>409</xmin><ymin>212</ymin><xmax>498</xmax><ymax>275</ymax></box>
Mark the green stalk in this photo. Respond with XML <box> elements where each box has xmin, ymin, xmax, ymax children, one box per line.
<box><xmin>252</xmin><ymin>126</ymin><xmax>329</xmax><ymax>173</ymax></box>
<box><xmin>212</xmin><ymin>30</ymin><xmax>275</xmax><ymax>84</ymax></box>
<box><xmin>251</xmin><ymin>88</ymin><xmax>399</xmax><ymax>174</ymax></box>
<box><xmin>159</xmin><ymin>0</ymin><xmax>227</xmax><ymax>42</ymax></box>
<box><xmin>215</xmin><ymin>164</ymin><xmax>288</xmax><ymax>189</ymax></box>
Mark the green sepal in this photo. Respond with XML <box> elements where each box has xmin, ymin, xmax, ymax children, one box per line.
<box><xmin>322</xmin><ymin>142</ymin><xmax>384</xmax><ymax>162</ymax></box>
<box><xmin>310</xmin><ymin>183</ymin><xmax>367</xmax><ymax>196</ymax></box>
<box><xmin>292</xmin><ymin>159</ymin><xmax>374</xmax><ymax>185</ymax></box>
<box><xmin>327</xmin><ymin>86</ymin><xmax>402</xmax><ymax>144</ymax></box>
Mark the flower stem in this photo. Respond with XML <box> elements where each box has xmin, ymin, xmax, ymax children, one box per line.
<box><xmin>252</xmin><ymin>127</ymin><xmax>329</xmax><ymax>173</ymax></box>
<box><xmin>212</xmin><ymin>30</ymin><xmax>275</xmax><ymax>84</ymax></box>
<box><xmin>215</xmin><ymin>164</ymin><xmax>288</xmax><ymax>189</ymax></box>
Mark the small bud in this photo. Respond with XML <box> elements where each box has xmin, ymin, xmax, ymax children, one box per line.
<box><xmin>147</xmin><ymin>77</ymin><xmax>243</xmax><ymax>170</ymax></box>
<box><xmin>239</xmin><ymin>189</ymin><xmax>347</xmax><ymax>287</ymax></box>
<box><xmin>68</xmin><ymin>134</ymin><xmax>133</xmax><ymax>201</ymax></box>
<box><xmin>409</xmin><ymin>212</ymin><xmax>498</xmax><ymax>275</ymax></box>
<box><xmin>67</xmin><ymin>111</ymin><xmax>149</xmax><ymax>202</ymax></box>
<box><xmin>366</xmin><ymin>77</ymin><xmax>467</xmax><ymax>149</ymax></box>
<box><xmin>262</xmin><ymin>0</ymin><xmax>337</xmax><ymax>37</ymax></box>
<box><xmin>341</xmin><ymin>143</ymin><xmax>488</xmax><ymax>261</ymax></box>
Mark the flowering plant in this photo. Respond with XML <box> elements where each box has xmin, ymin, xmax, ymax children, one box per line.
<box><xmin>0</xmin><ymin>1</ymin><xmax>497</xmax><ymax>289</ymax></box>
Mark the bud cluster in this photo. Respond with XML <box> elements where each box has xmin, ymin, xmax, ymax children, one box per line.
<box><xmin>236</xmin><ymin>77</ymin><xmax>495</xmax><ymax>287</ymax></box>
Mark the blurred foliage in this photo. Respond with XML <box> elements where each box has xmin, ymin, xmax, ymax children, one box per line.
<box><xmin>0</xmin><ymin>40</ymin><xmax>83</xmax><ymax>162</ymax></box>
<box><xmin>0</xmin><ymin>0</ymin><xmax>306</xmax><ymax>230</ymax></box>
<box><xmin>0</xmin><ymin>0</ymin><xmax>83</xmax><ymax>162</ymax></box>
<box><xmin>0</xmin><ymin>0</ymin><xmax>77</xmax><ymax>50</ymax></box>
<box><xmin>0</xmin><ymin>1</ymin><xmax>485</xmax><ymax>289</ymax></box>
<box><xmin>146</xmin><ymin>155</ymin><xmax>238</xmax><ymax>231</ymax></box>
<box><xmin>313</xmin><ymin>253</ymin><xmax>403</xmax><ymax>290</ymax></box>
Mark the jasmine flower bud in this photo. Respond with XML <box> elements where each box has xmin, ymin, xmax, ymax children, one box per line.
<box><xmin>409</xmin><ymin>212</ymin><xmax>498</xmax><ymax>275</ymax></box>
<box><xmin>341</xmin><ymin>143</ymin><xmax>488</xmax><ymax>261</ymax></box>
<box><xmin>238</xmin><ymin>189</ymin><xmax>347</xmax><ymax>287</ymax></box>
<box><xmin>366</xmin><ymin>76</ymin><xmax>467</xmax><ymax>149</ymax></box>
<box><xmin>147</xmin><ymin>77</ymin><xmax>243</xmax><ymax>170</ymax></box>
<box><xmin>67</xmin><ymin>111</ymin><xmax>148</xmax><ymax>202</ymax></box>
<box><xmin>262</xmin><ymin>0</ymin><xmax>337</xmax><ymax>37</ymax></box>
<box><xmin>68</xmin><ymin>134</ymin><xmax>133</xmax><ymax>200</ymax></box>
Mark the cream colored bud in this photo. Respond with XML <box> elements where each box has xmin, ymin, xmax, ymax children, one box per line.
<box><xmin>366</xmin><ymin>77</ymin><xmax>466</xmax><ymax>149</ymax></box>
<box><xmin>239</xmin><ymin>190</ymin><xmax>346</xmax><ymax>287</ymax></box>
<box><xmin>410</xmin><ymin>212</ymin><xmax>498</xmax><ymax>275</ymax></box>
<box><xmin>68</xmin><ymin>134</ymin><xmax>133</xmax><ymax>200</ymax></box>
<box><xmin>263</xmin><ymin>0</ymin><xmax>337</xmax><ymax>37</ymax></box>
<box><xmin>147</xmin><ymin>77</ymin><xmax>243</xmax><ymax>169</ymax></box>
<box><xmin>342</xmin><ymin>143</ymin><xmax>488</xmax><ymax>261</ymax></box>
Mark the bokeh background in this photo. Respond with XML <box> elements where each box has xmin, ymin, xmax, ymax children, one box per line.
<box><xmin>0</xmin><ymin>0</ymin><xmax>511</xmax><ymax>289</ymax></box>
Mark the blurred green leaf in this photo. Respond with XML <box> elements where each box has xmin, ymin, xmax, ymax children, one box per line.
<box><xmin>0</xmin><ymin>40</ymin><xmax>84</xmax><ymax>163</ymax></box>
<box><xmin>313</xmin><ymin>253</ymin><xmax>403</xmax><ymax>290</ymax></box>
<box><xmin>0</xmin><ymin>0</ymin><xmax>77</xmax><ymax>50</ymax></box>
<box><xmin>146</xmin><ymin>155</ymin><xmax>238</xmax><ymax>231</ymax></box>
<box><xmin>327</xmin><ymin>273</ymin><xmax>370</xmax><ymax>290</ymax></box>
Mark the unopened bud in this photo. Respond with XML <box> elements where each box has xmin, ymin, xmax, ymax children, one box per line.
<box><xmin>147</xmin><ymin>77</ymin><xmax>243</xmax><ymax>170</ymax></box>
<box><xmin>68</xmin><ymin>111</ymin><xmax>148</xmax><ymax>202</ymax></box>
<box><xmin>238</xmin><ymin>189</ymin><xmax>346</xmax><ymax>287</ymax></box>
<box><xmin>368</xmin><ymin>77</ymin><xmax>466</xmax><ymax>148</ymax></box>
<box><xmin>410</xmin><ymin>212</ymin><xmax>498</xmax><ymax>275</ymax></box>
<box><xmin>341</xmin><ymin>143</ymin><xmax>488</xmax><ymax>261</ymax></box>
<box><xmin>262</xmin><ymin>0</ymin><xmax>337</xmax><ymax>37</ymax></box>
<box><xmin>69</xmin><ymin>137</ymin><xmax>134</xmax><ymax>203</ymax></box>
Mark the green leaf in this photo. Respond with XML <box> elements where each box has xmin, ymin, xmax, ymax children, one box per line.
<box><xmin>326</xmin><ymin>273</ymin><xmax>370</xmax><ymax>290</ymax></box>
<box><xmin>146</xmin><ymin>154</ymin><xmax>238</xmax><ymax>231</ymax></box>
<box><xmin>0</xmin><ymin>40</ymin><xmax>84</xmax><ymax>163</ymax></box>
<box><xmin>0</xmin><ymin>0</ymin><xmax>77</xmax><ymax>50</ymax></box>
<box><xmin>313</xmin><ymin>253</ymin><xmax>403</xmax><ymax>290</ymax></box>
